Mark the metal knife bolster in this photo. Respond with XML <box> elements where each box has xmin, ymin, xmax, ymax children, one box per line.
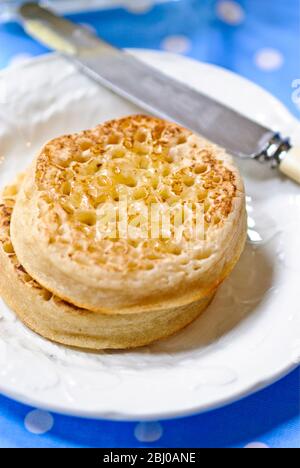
<box><xmin>19</xmin><ymin>2</ymin><xmax>293</xmax><ymax>169</ymax></box>
<box><xmin>255</xmin><ymin>133</ymin><xmax>292</xmax><ymax>167</ymax></box>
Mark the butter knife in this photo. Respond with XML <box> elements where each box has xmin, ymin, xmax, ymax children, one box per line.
<box><xmin>19</xmin><ymin>3</ymin><xmax>300</xmax><ymax>184</ymax></box>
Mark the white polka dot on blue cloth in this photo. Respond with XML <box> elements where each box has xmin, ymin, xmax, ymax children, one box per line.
<box><xmin>24</xmin><ymin>410</ymin><xmax>54</xmax><ymax>435</ymax></box>
<box><xmin>8</xmin><ymin>53</ymin><xmax>33</xmax><ymax>68</ymax></box>
<box><xmin>254</xmin><ymin>48</ymin><xmax>284</xmax><ymax>71</ymax></box>
<box><xmin>216</xmin><ymin>0</ymin><xmax>245</xmax><ymax>25</ymax></box>
<box><xmin>245</xmin><ymin>442</ymin><xmax>270</xmax><ymax>449</ymax></box>
<box><xmin>161</xmin><ymin>35</ymin><xmax>191</xmax><ymax>54</ymax></box>
<box><xmin>134</xmin><ymin>422</ymin><xmax>163</xmax><ymax>443</ymax></box>
<box><xmin>123</xmin><ymin>0</ymin><xmax>153</xmax><ymax>14</ymax></box>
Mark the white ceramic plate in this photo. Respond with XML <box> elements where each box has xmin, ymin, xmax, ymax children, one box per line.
<box><xmin>0</xmin><ymin>51</ymin><xmax>299</xmax><ymax>421</ymax></box>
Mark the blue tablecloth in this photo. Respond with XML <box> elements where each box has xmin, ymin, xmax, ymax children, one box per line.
<box><xmin>0</xmin><ymin>0</ymin><xmax>299</xmax><ymax>448</ymax></box>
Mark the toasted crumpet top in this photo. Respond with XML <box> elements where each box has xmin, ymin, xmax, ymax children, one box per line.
<box><xmin>35</xmin><ymin>115</ymin><xmax>241</xmax><ymax>270</ymax></box>
<box><xmin>11</xmin><ymin>115</ymin><xmax>246</xmax><ymax>311</ymax></box>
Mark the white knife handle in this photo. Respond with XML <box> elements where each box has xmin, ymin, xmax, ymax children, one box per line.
<box><xmin>279</xmin><ymin>147</ymin><xmax>300</xmax><ymax>184</ymax></box>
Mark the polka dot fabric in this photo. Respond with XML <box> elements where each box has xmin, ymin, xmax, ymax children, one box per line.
<box><xmin>0</xmin><ymin>369</ymin><xmax>299</xmax><ymax>448</ymax></box>
<box><xmin>216</xmin><ymin>0</ymin><xmax>245</xmax><ymax>25</ymax></box>
<box><xmin>0</xmin><ymin>0</ymin><xmax>299</xmax><ymax>449</ymax></box>
<box><xmin>161</xmin><ymin>35</ymin><xmax>191</xmax><ymax>53</ymax></box>
<box><xmin>0</xmin><ymin>0</ymin><xmax>298</xmax><ymax>118</ymax></box>
<box><xmin>24</xmin><ymin>410</ymin><xmax>54</xmax><ymax>435</ymax></box>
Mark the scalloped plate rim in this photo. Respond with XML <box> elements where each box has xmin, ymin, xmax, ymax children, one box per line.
<box><xmin>0</xmin><ymin>50</ymin><xmax>299</xmax><ymax>421</ymax></box>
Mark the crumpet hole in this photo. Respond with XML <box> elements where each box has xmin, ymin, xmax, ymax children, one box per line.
<box><xmin>3</xmin><ymin>185</ymin><xmax>18</xmax><ymax>197</ymax></box>
<box><xmin>111</xmin><ymin>148</ymin><xmax>125</xmax><ymax>159</ymax></box>
<box><xmin>61</xmin><ymin>181</ymin><xmax>71</xmax><ymax>195</ymax></box>
<box><xmin>183</xmin><ymin>175</ymin><xmax>195</xmax><ymax>187</ymax></box>
<box><xmin>197</xmin><ymin>190</ymin><xmax>207</xmax><ymax>201</ymax></box>
<box><xmin>195</xmin><ymin>164</ymin><xmax>208</xmax><ymax>174</ymax></box>
<box><xmin>75</xmin><ymin>210</ymin><xmax>97</xmax><ymax>226</ymax></box>
<box><xmin>135</xmin><ymin>129</ymin><xmax>148</xmax><ymax>143</ymax></box>
<box><xmin>194</xmin><ymin>249</ymin><xmax>212</xmax><ymax>260</ymax></box>
<box><xmin>107</xmin><ymin>133</ymin><xmax>122</xmax><ymax>145</ymax></box>
<box><xmin>79</xmin><ymin>139</ymin><xmax>93</xmax><ymax>151</ymax></box>
<box><xmin>74</xmin><ymin>151</ymin><xmax>91</xmax><ymax>163</ymax></box>
<box><xmin>3</xmin><ymin>241</ymin><xmax>14</xmax><ymax>254</ymax></box>
<box><xmin>42</xmin><ymin>290</ymin><xmax>53</xmax><ymax>301</ymax></box>
<box><xmin>177</xmin><ymin>135</ymin><xmax>187</xmax><ymax>145</ymax></box>
<box><xmin>133</xmin><ymin>187</ymin><xmax>148</xmax><ymax>200</ymax></box>
<box><xmin>161</xmin><ymin>165</ymin><xmax>171</xmax><ymax>177</ymax></box>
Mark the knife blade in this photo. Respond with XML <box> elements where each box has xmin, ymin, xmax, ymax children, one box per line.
<box><xmin>18</xmin><ymin>3</ymin><xmax>300</xmax><ymax>183</ymax></box>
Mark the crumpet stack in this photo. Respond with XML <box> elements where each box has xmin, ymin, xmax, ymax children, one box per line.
<box><xmin>0</xmin><ymin>115</ymin><xmax>247</xmax><ymax>349</ymax></box>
